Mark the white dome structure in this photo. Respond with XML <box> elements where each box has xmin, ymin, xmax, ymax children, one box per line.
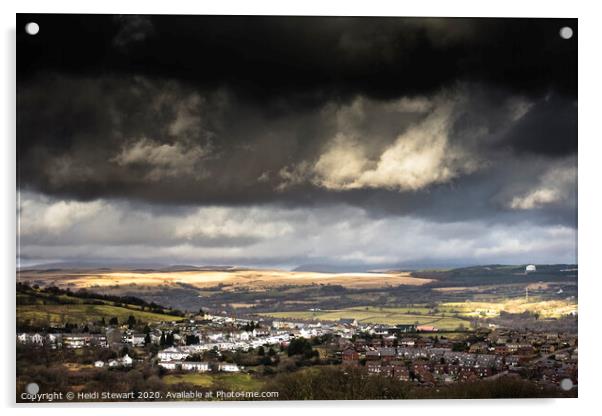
<box><xmin>525</xmin><ymin>264</ymin><xmax>537</xmax><ymax>273</ymax></box>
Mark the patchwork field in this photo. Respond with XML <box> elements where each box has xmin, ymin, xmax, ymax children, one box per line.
<box><xmin>18</xmin><ymin>268</ymin><xmax>433</xmax><ymax>291</ymax></box>
<box><xmin>258</xmin><ymin>308</ymin><xmax>471</xmax><ymax>330</ymax></box>
<box><xmin>257</xmin><ymin>295</ymin><xmax>577</xmax><ymax>329</ymax></box>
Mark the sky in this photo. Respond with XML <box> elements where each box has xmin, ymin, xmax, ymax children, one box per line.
<box><xmin>17</xmin><ymin>15</ymin><xmax>577</xmax><ymax>269</ymax></box>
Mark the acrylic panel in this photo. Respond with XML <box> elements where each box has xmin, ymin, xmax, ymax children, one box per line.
<box><xmin>16</xmin><ymin>14</ymin><xmax>577</xmax><ymax>402</ymax></box>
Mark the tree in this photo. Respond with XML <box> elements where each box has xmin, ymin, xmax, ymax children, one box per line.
<box><xmin>127</xmin><ymin>315</ymin><xmax>137</xmax><ymax>329</ymax></box>
<box><xmin>166</xmin><ymin>332</ymin><xmax>175</xmax><ymax>347</ymax></box>
<box><xmin>185</xmin><ymin>334</ymin><xmax>200</xmax><ymax>345</ymax></box>
<box><xmin>257</xmin><ymin>346</ymin><xmax>265</xmax><ymax>356</ymax></box>
<box><xmin>287</xmin><ymin>338</ymin><xmax>314</xmax><ymax>358</ymax></box>
<box><xmin>109</xmin><ymin>317</ymin><xmax>119</xmax><ymax>326</ymax></box>
<box><xmin>144</xmin><ymin>333</ymin><xmax>151</xmax><ymax>345</ymax></box>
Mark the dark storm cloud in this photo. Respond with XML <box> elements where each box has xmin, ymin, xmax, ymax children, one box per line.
<box><xmin>16</xmin><ymin>72</ymin><xmax>576</xmax><ymax>227</ymax></box>
<box><xmin>112</xmin><ymin>15</ymin><xmax>155</xmax><ymax>49</ymax></box>
<box><xmin>498</xmin><ymin>94</ymin><xmax>578</xmax><ymax>157</ymax></box>
<box><xmin>17</xmin><ymin>15</ymin><xmax>576</xmax><ymax>102</ymax></box>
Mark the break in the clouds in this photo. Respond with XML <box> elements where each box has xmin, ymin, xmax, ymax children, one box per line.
<box><xmin>16</xmin><ymin>15</ymin><xmax>577</xmax><ymax>267</ymax></box>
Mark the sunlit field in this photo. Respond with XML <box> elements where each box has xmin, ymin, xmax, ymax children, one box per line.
<box><xmin>18</xmin><ymin>269</ymin><xmax>433</xmax><ymax>290</ymax></box>
<box><xmin>439</xmin><ymin>298</ymin><xmax>577</xmax><ymax>319</ymax></box>
<box><xmin>257</xmin><ymin>296</ymin><xmax>577</xmax><ymax>329</ymax></box>
<box><xmin>258</xmin><ymin>309</ymin><xmax>472</xmax><ymax>330</ymax></box>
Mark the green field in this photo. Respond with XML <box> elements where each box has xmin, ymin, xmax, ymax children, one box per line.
<box><xmin>17</xmin><ymin>304</ymin><xmax>182</xmax><ymax>325</ymax></box>
<box><xmin>258</xmin><ymin>307</ymin><xmax>471</xmax><ymax>330</ymax></box>
<box><xmin>163</xmin><ymin>373</ymin><xmax>264</xmax><ymax>391</ymax></box>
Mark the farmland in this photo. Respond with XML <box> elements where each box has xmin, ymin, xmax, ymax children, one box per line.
<box><xmin>257</xmin><ymin>295</ymin><xmax>577</xmax><ymax>329</ymax></box>
<box><xmin>258</xmin><ymin>307</ymin><xmax>472</xmax><ymax>330</ymax></box>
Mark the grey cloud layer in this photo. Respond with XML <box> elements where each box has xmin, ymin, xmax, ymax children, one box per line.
<box><xmin>18</xmin><ymin>192</ymin><xmax>576</xmax><ymax>267</ymax></box>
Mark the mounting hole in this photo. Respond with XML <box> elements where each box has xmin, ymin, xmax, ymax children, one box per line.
<box><xmin>559</xmin><ymin>26</ymin><xmax>573</xmax><ymax>40</ymax></box>
<box><xmin>25</xmin><ymin>22</ymin><xmax>39</xmax><ymax>36</ymax></box>
<box><xmin>26</xmin><ymin>382</ymin><xmax>40</xmax><ymax>395</ymax></box>
<box><xmin>560</xmin><ymin>378</ymin><xmax>573</xmax><ymax>391</ymax></box>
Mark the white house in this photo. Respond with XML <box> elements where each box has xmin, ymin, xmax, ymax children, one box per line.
<box><xmin>158</xmin><ymin>361</ymin><xmax>178</xmax><ymax>370</ymax></box>
<box><xmin>94</xmin><ymin>360</ymin><xmax>105</xmax><ymax>368</ymax></box>
<box><xmin>126</xmin><ymin>333</ymin><xmax>146</xmax><ymax>347</ymax></box>
<box><xmin>158</xmin><ymin>346</ymin><xmax>189</xmax><ymax>361</ymax></box>
<box><xmin>31</xmin><ymin>333</ymin><xmax>44</xmax><ymax>345</ymax></box>
<box><xmin>121</xmin><ymin>354</ymin><xmax>133</xmax><ymax>367</ymax></box>
<box><xmin>181</xmin><ymin>362</ymin><xmax>210</xmax><ymax>372</ymax></box>
<box><xmin>218</xmin><ymin>363</ymin><xmax>240</xmax><ymax>372</ymax></box>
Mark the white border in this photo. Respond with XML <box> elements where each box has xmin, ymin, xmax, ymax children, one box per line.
<box><xmin>2</xmin><ymin>1</ymin><xmax>601</xmax><ymax>415</ymax></box>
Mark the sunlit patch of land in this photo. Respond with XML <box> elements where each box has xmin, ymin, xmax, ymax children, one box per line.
<box><xmin>257</xmin><ymin>307</ymin><xmax>472</xmax><ymax>330</ymax></box>
<box><xmin>162</xmin><ymin>373</ymin><xmax>264</xmax><ymax>391</ymax></box>
<box><xmin>18</xmin><ymin>269</ymin><xmax>433</xmax><ymax>291</ymax></box>
<box><xmin>256</xmin><ymin>296</ymin><xmax>577</xmax><ymax>329</ymax></box>
<box><xmin>438</xmin><ymin>298</ymin><xmax>577</xmax><ymax>319</ymax></box>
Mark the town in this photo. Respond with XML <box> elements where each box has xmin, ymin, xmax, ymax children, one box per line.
<box><xmin>17</xmin><ymin>305</ymin><xmax>578</xmax><ymax>398</ymax></box>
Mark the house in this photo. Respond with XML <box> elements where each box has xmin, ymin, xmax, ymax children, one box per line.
<box><xmin>458</xmin><ymin>368</ymin><xmax>479</xmax><ymax>382</ymax></box>
<box><xmin>342</xmin><ymin>348</ymin><xmax>359</xmax><ymax>364</ymax></box>
<box><xmin>107</xmin><ymin>354</ymin><xmax>133</xmax><ymax>368</ymax></box>
<box><xmin>494</xmin><ymin>345</ymin><xmax>508</xmax><ymax>355</ymax></box>
<box><xmin>218</xmin><ymin>363</ymin><xmax>240</xmax><ymax>372</ymax></box>
<box><xmin>125</xmin><ymin>333</ymin><xmax>146</xmax><ymax>347</ymax></box>
<box><xmin>158</xmin><ymin>361</ymin><xmax>178</xmax><ymax>370</ymax></box>
<box><xmin>468</xmin><ymin>342</ymin><xmax>489</xmax><ymax>354</ymax></box>
<box><xmin>505</xmin><ymin>355</ymin><xmax>521</xmax><ymax>368</ymax></box>
<box><xmin>399</xmin><ymin>337</ymin><xmax>415</xmax><ymax>347</ymax></box>
<box><xmin>121</xmin><ymin>354</ymin><xmax>133</xmax><ymax>367</ymax></box>
<box><xmin>366</xmin><ymin>361</ymin><xmax>382</xmax><ymax>374</ymax></box>
<box><xmin>395</xmin><ymin>365</ymin><xmax>410</xmax><ymax>381</ymax></box>
<box><xmin>378</xmin><ymin>347</ymin><xmax>397</xmax><ymax>361</ymax></box>
<box><xmin>62</xmin><ymin>333</ymin><xmax>108</xmax><ymax>349</ymax></box>
<box><xmin>181</xmin><ymin>362</ymin><xmax>210</xmax><ymax>372</ymax></box>
<box><xmin>394</xmin><ymin>324</ymin><xmax>416</xmax><ymax>333</ymax></box>
<box><xmin>94</xmin><ymin>360</ymin><xmax>105</xmax><ymax>368</ymax></box>
<box><xmin>416</xmin><ymin>325</ymin><xmax>437</xmax><ymax>332</ymax></box>
<box><xmin>338</xmin><ymin>318</ymin><xmax>358</xmax><ymax>327</ymax></box>
<box><xmin>158</xmin><ymin>346</ymin><xmax>189</xmax><ymax>361</ymax></box>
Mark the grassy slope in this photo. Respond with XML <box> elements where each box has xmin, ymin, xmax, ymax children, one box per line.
<box><xmin>16</xmin><ymin>287</ymin><xmax>182</xmax><ymax>325</ymax></box>
<box><xmin>17</xmin><ymin>304</ymin><xmax>182</xmax><ymax>325</ymax></box>
<box><xmin>163</xmin><ymin>373</ymin><xmax>264</xmax><ymax>391</ymax></box>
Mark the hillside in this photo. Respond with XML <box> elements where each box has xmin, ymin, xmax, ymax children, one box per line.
<box><xmin>16</xmin><ymin>283</ymin><xmax>184</xmax><ymax>327</ymax></box>
<box><xmin>413</xmin><ymin>264</ymin><xmax>578</xmax><ymax>287</ymax></box>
